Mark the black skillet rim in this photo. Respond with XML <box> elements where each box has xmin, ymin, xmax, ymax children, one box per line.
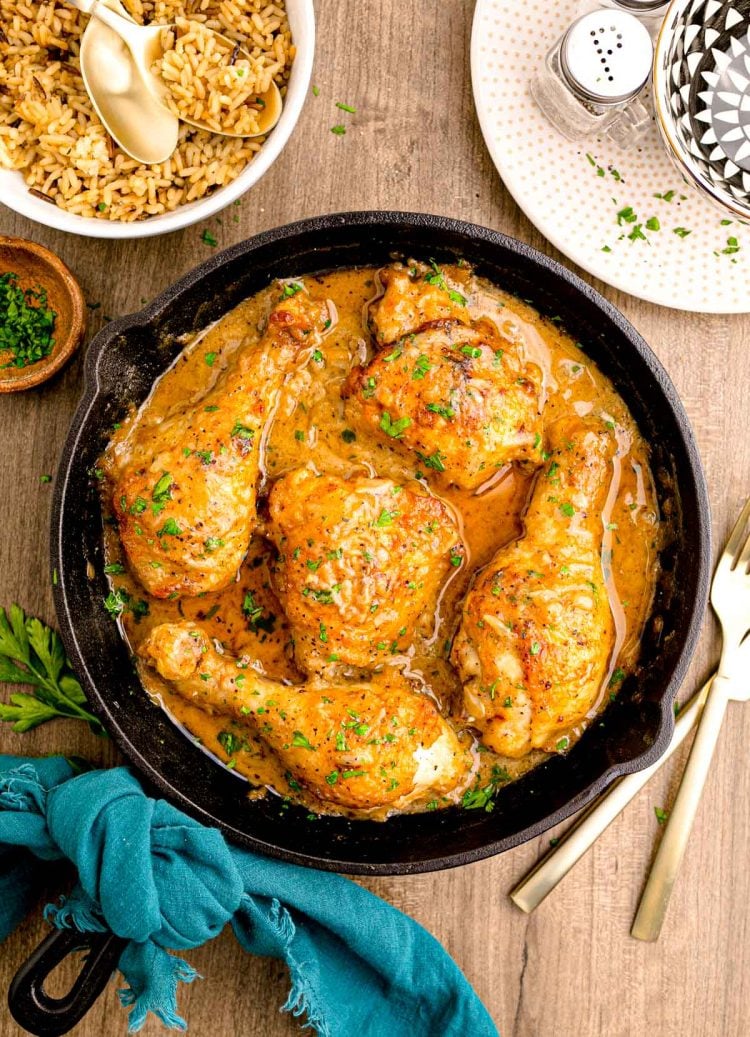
<box><xmin>50</xmin><ymin>211</ymin><xmax>711</xmax><ymax>875</ymax></box>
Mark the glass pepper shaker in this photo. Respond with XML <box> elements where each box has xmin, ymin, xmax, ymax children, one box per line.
<box><xmin>530</xmin><ymin>10</ymin><xmax>654</xmax><ymax>147</ymax></box>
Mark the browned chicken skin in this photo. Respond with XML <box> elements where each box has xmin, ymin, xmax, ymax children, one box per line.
<box><xmin>141</xmin><ymin>621</ymin><xmax>471</xmax><ymax>811</ymax></box>
<box><xmin>113</xmin><ymin>290</ymin><xmax>328</xmax><ymax>598</ymax></box>
<box><xmin>342</xmin><ymin>265</ymin><xmax>544</xmax><ymax>489</ymax></box>
<box><xmin>451</xmin><ymin>417</ymin><xmax>617</xmax><ymax>757</ymax></box>
<box><xmin>265</xmin><ymin>467</ymin><xmax>464</xmax><ymax>673</ymax></box>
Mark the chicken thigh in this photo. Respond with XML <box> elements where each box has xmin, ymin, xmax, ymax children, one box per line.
<box><xmin>451</xmin><ymin>417</ymin><xmax>617</xmax><ymax>757</ymax></box>
<box><xmin>114</xmin><ymin>289</ymin><xmax>328</xmax><ymax>599</ymax></box>
<box><xmin>141</xmin><ymin>621</ymin><xmax>470</xmax><ymax>811</ymax></box>
<box><xmin>265</xmin><ymin>467</ymin><xmax>464</xmax><ymax>672</ymax></box>
<box><xmin>342</xmin><ymin>264</ymin><xmax>544</xmax><ymax>489</ymax></box>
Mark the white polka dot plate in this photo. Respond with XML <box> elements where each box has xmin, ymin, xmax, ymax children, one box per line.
<box><xmin>471</xmin><ymin>0</ymin><xmax>750</xmax><ymax>312</ymax></box>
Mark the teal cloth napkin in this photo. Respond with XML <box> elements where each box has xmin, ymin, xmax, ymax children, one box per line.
<box><xmin>0</xmin><ymin>755</ymin><xmax>498</xmax><ymax>1036</ymax></box>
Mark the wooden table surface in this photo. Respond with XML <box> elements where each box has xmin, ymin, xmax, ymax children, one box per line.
<box><xmin>2</xmin><ymin>3</ymin><xmax>750</xmax><ymax>1035</ymax></box>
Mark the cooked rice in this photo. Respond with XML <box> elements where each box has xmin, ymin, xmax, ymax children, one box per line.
<box><xmin>156</xmin><ymin>17</ymin><xmax>276</xmax><ymax>136</ymax></box>
<box><xmin>0</xmin><ymin>1</ymin><xmax>294</xmax><ymax>222</ymax></box>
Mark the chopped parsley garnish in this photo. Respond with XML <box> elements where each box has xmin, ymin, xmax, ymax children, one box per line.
<box><xmin>460</xmin><ymin>344</ymin><xmax>482</xmax><ymax>359</ymax></box>
<box><xmin>217</xmin><ymin>730</ymin><xmax>241</xmax><ymax>755</ymax></box>
<box><xmin>412</xmin><ymin>354</ymin><xmax>431</xmax><ymax>380</ymax></box>
<box><xmin>291</xmin><ymin>731</ymin><xmax>314</xmax><ymax>750</ymax></box>
<box><xmin>559</xmin><ymin>502</ymin><xmax>575</xmax><ymax>518</ymax></box>
<box><xmin>330</xmin><ymin>124</ymin><xmax>346</xmax><ymax>135</ymax></box>
<box><xmin>103</xmin><ymin>563</ymin><xmax>125</xmax><ymax>575</ymax></box>
<box><xmin>158</xmin><ymin>518</ymin><xmax>181</xmax><ymax>537</ymax></box>
<box><xmin>335</xmin><ymin>101</ymin><xmax>356</xmax><ymax>113</ymax></box>
<box><xmin>379</xmin><ymin>412</ymin><xmax>412</xmax><ymax>438</ymax></box>
<box><xmin>151</xmin><ymin>472</ymin><xmax>173</xmax><ymax>510</ymax></box>
<box><xmin>530</xmin><ymin>641</ymin><xmax>541</xmax><ymax>656</ymax></box>
<box><xmin>556</xmin><ymin>736</ymin><xmax>569</xmax><ymax>751</ymax></box>
<box><xmin>241</xmin><ymin>591</ymin><xmax>275</xmax><ymax>633</ymax></box>
<box><xmin>426</xmin><ymin>402</ymin><xmax>455</xmax><ymax>420</ymax></box>
<box><xmin>424</xmin><ymin>259</ymin><xmax>447</xmax><ymax>289</ymax></box>
<box><xmin>461</xmin><ymin>765</ymin><xmax>512</xmax><ymax>812</ymax></box>
<box><xmin>204</xmin><ymin>537</ymin><xmax>224</xmax><ymax>553</ymax></box>
<box><xmin>654</xmin><ymin>806</ymin><xmax>669</xmax><ymax>825</ymax></box>
<box><xmin>673</xmin><ymin>227</ymin><xmax>692</xmax><ymax>238</ymax></box>
<box><xmin>645</xmin><ymin>216</ymin><xmax>660</xmax><ymax>231</ymax></box>
<box><xmin>231</xmin><ymin>421</ymin><xmax>255</xmax><ymax>440</ymax></box>
<box><xmin>416</xmin><ymin>449</ymin><xmax>446</xmax><ymax>473</ymax></box>
<box><xmin>205</xmin><ymin>351</ymin><xmax>217</xmax><ymax>367</ymax></box>
<box><xmin>312</xmin><ymin>349</ymin><xmax>324</xmax><ymax>363</ymax></box>
<box><xmin>0</xmin><ymin>273</ymin><xmax>57</xmax><ymax>369</ymax></box>
<box><xmin>373</xmin><ymin>508</ymin><xmax>398</xmax><ymax>528</ymax></box>
<box><xmin>201</xmin><ymin>229</ymin><xmax>218</xmax><ymax>247</ymax></box>
<box><xmin>448</xmin><ymin>289</ymin><xmax>467</xmax><ymax>306</ymax></box>
<box><xmin>103</xmin><ymin>588</ymin><xmax>127</xmax><ymax>617</ymax></box>
<box><xmin>281</xmin><ymin>282</ymin><xmax>303</xmax><ymax>298</ymax></box>
<box><xmin>609</xmin><ymin>667</ymin><xmax>625</xmax><ymax>686</ymax></box>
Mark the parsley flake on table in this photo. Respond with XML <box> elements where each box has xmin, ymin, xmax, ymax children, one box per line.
<box><xmin>201</xmin><ymin>229</ymin><xmax>218</xmax><ymax>247</ymax></box>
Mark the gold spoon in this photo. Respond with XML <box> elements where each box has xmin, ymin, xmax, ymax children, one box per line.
<box><xmin>71</xmin><ymin>0</ymin><xmax>283</xmax><ymax>164</ymax></box>
<box><xmin>78</xmin><ymin>0</ymin><xmax>178</xmax><ymax>165</ymax></box>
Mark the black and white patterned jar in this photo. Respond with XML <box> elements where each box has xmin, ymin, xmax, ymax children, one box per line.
<box><xmin>654</xmin><ymin>0</ymin><xmax>750</xmax><ymax>219</ymax></box>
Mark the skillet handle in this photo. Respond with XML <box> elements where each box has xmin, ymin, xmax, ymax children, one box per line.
<box><xmin>8</xmin><ymin>927</ymin><xmax>127</xmax><ymax>1037</ymax></box>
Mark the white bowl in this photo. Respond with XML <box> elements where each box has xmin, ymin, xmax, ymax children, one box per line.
<box><xmin>0</xmin><ymin>0</ymin><xmax>315</xmax><ymax>239</ymax></box>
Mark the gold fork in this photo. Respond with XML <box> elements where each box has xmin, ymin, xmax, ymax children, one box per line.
<box><xmin>630</xmin><ymin>497</ymin><xmax>750</xmax><ymax>941</ymax></box>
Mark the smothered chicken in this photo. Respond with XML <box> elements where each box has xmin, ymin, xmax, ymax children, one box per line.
<box><xmin>342</xmin><ymin>265</ymin><xmax>544</xmax><ymax>488</ymax></box>
<box><xmin>113</xmin><ymin>290</ymin><xmax>329</xmax><ymax>598</ymax></box>
<box><xmin>451</xmin><ymin>417</ymin><xmax>617</xmax><ymax>757</ymax></box>
<box><xmin>265</xmin><ymin>468</ymin><xmax>464</xmax><ymax>673</ymax></box>
<box><xmin>140</xmin><ymin>622</ymin><xmax>471</xmax><ymax>811</ymax></box>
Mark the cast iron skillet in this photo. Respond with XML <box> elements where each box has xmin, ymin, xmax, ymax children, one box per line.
<box><xmin>51</xmin><ymin>212</ymin><xmax>711</xmax><ymax>872</ymax></box>
<box><xmin>9</xmin><ymin>211</ymin><xmax>712</xmax><ymax>1035</ymax></box>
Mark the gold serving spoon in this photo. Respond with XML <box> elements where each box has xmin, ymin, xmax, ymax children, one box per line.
<box><xmin>70</xmin><ymin>0</ymin><xmax>282</xmax><ymax>165</ymax></box>
<box><xmin>78</xmin><ymin>0</ymin><xmax>178</xmax><ymax>164</ymax></box>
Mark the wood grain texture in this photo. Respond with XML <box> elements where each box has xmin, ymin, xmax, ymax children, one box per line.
<box><xmin>1</xmin><ymin>2</ymin><xmax>749</xmax><ymax>1035</ymax></box>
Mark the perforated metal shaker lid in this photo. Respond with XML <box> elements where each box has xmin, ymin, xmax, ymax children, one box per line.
<box><xmin>560</xmin><ymin>10</ymin><xmax>653</xmax><ymax>105</ymax></box>
<box><xmin>606</xmin><ymin>0</ymin><xmax>670</xmax><ymax>13</ymax></box>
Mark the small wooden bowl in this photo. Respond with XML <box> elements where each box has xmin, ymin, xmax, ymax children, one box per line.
<box><xmin>0</xmin><ymin>236</ymin><xmax>86</xmax><ymax>393</ymax></box>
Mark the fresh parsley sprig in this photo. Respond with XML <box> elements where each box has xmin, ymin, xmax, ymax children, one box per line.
<box><xmin>0</xmin><ymin>604</ymin><xmax>104</xmax><ymax>735</ymax></box>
